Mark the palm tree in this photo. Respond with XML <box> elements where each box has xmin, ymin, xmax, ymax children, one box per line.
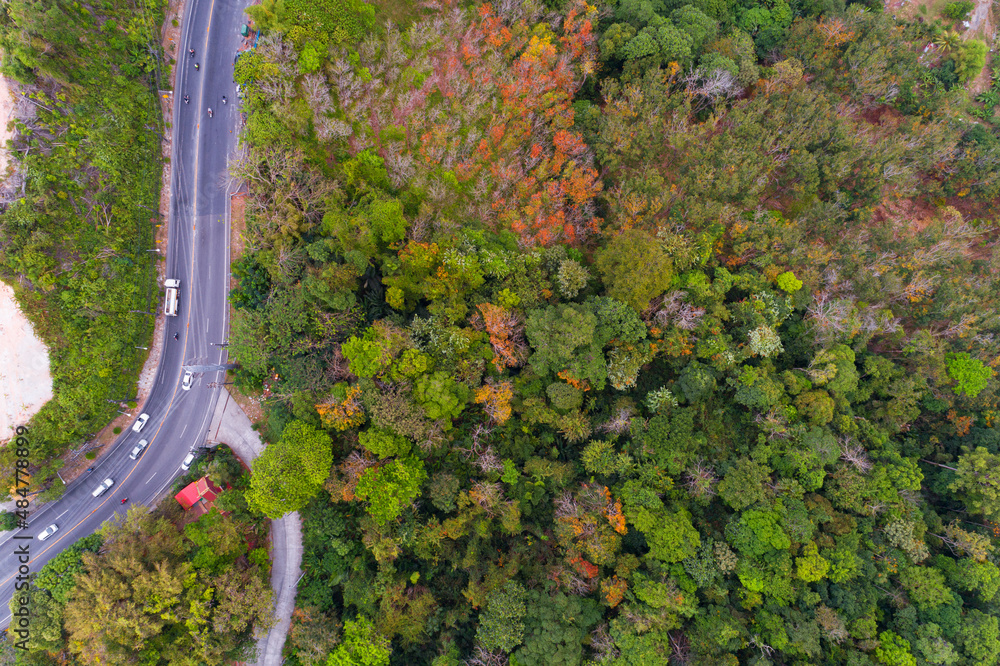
<box><xmin>934</xmin><ymin>30</ymin><xmax>963</xmax><ymax>54</ymax></box>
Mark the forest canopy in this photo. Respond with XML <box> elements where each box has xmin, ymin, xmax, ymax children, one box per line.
<box><xmin>221</xmin><ymin>0</ymin><xmax>1000</xmax><ymax>664</ymax></box>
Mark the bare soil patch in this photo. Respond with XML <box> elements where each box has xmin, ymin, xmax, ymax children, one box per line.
<box><xmin>0</xmin><ymin>282</ymin><xmax>53</xmax><ymax>442</ymax></box>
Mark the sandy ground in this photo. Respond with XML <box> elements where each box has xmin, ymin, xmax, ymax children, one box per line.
<box><xmin>0</xmin><ymin>282</ymin><xmax>53</xmax><ymax>442</ymax></box>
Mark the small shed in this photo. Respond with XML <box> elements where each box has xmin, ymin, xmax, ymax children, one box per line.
<box><xmin>174</xmin><ymin>476</ymin><xmax>222</xmax><ymax>516</ymax></box>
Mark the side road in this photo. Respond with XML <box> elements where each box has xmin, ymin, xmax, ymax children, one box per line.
<box><xmin>207</xmin><ymin>388</ymin><xmax>303</xmax><ymax>666</ymax></box>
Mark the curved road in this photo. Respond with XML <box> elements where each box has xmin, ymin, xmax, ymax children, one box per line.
<box><xmin>0</xmin><ymin>0</ymin><xmax>247</xmax><ymax>634</ymax></box>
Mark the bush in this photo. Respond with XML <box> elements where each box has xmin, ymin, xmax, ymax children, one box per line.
<box><xmin>85</xmin><ymin>451</ymin><xmax>97</xmax><ymax>460</ymax></box>
<box><xmin>0</xmin><ymin>512</ymin><xmax>17</xmax><ymax>531</ymax></box>
<box><xmin>112</xmin><ymin>427</ymin><xmax>122</xmax><ymax>435</ymax></box>
<box><xmin>942</xmin><ymin>1</ymin><xmax>974</xmax><ymax>21</ymax></box>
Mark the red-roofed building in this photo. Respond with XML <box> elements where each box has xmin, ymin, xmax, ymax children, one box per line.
<box><xmin>174</xmin><ymin>476</ymin><xmax>222</xmax><ymax>516</ymax></box>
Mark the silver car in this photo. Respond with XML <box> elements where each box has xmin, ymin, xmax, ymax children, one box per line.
<box><xmin>181</xmin><ymin>371</ymin><xmax>193</xmax><ymax>391</ymax></box>
<box><xmin>38</xmin><ymin>524</ymin><xmax>58</xmax><ymax>541</ymax></box>
<box><xmin>130</xmin><ymin>439</ymin><xmax>148</xmax><ymax>460</ymax></box>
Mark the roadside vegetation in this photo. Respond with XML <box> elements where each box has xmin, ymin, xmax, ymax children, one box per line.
<box><xmin>8</xmin><ymin>446</ymin><xmax>272</xmax><ymax>665</ymax></box>
<box><xmin>0</xmin><ymin>0</ymin><xmax>166</xmax><ymax>496</ymax></box>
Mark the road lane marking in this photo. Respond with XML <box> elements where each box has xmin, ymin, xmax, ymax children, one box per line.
<box><xmin>145</xmin><ymin>473</ymin><xmax>157</xmax><ymax>485</ymax></box>
<box><xmin>56</xmin><ymin>510</ymin><xmax>68</xmax><ymax>520</ymax></box>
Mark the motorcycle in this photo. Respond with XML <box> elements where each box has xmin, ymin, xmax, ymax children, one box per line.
<box><xmin>222</xmin><ymin>96</ymin><xmax>227</xmax><ymax>105</ymax></box>
<box><xmin>194</xmin><ymin>62</ymin><xmax>200</xmax><ymax>71</ymax></box>
<box><xmin>121</xmin><ymin>498</ymin><xmax>128</xmax><ymax>505</ymax></box>
<box><xmin>189</xmin><ymin>48</ymin><xmax>195</xmax><ymax>57</ymax></box>
<box><xmin>207</xmin><ymin>108</ymin><xmax>213</xmax><ymax>118</ymax></box>
<box><xmin>183</xmin><ymin>95</ymin><xmax>189</xmax><ymax>105</ymax></box>
<box><xmin>174</xmin><ymin>332</ymin><xmax>179</xmax><ymax>340</ymax></box>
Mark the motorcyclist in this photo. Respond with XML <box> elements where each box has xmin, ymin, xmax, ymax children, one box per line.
<box><xmin>189</xmin><ymin>48</ymin><xmax>195</xmax><ymax>57</ymax></box>
<box><xmin>86</xmin><ymin>467</ymin><xmax>94</xmax><ymax>472</ymax></box>
<box><xmin>207</xmin><ymin>107</ymin><xmax>213</xmax><ymax>118</ymax></box>
<box><xmin>222</xmin><ymin>96</ymin><xmax>227</xmax><ymax>104</ymax></box>
<box><xmin>183</xmin><ymin>95</ymin><xmax>189</xmax><ymax>104</ymax></box>
<box><xmin>121</xmin><ymin>498</ymin><xmax>128</xmax><ymax>504</ymax></box>
<box><xmin>174</xmin><ymin>332</ymin><xmax>179</xmax><ymax>340</ymax></box>
<box><xmin>194</xmin><ymin>62</ymin><xmax>200</xmax><ymax>70</ymax></box>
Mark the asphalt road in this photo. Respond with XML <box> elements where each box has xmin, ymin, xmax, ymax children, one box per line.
<box><xmin>0</xmin><ymin>0</ymin><xmax>248</xmax><ymax>629</ymax></box>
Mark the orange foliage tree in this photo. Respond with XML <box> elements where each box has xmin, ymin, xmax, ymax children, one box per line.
<box><xmin>553</xmin><ymin>484</ymin><xmax>625</xmax><ymax>568</ymax></box>
<box><xmin>474</xmin><ymin>380</ymin><xmax>514</xmax><ymax>424</ymax></box>
<box><xmin>330</xmin><ymin>1</ymin><xmax>602</xmax><ymax>247</ymax></box>
<box><xmin>477</xmin><ymin>303</ymin><xmax>528</xmax><ymax>371</ymax></box>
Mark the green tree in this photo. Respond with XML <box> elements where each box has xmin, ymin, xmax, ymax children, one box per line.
<box><xmin>954</xmin><ymin>39</ymin><xmax>988</xmax><ymax>83</ymax></box>
<box><xmin>354</xmin><ymin>456</ymin><xmax>427</xmax><ymax>526</ymax></box>
<box><xmin>945</xmin><ymin>352</ymin><xmax>992</xmax><ymax>397</ymax></box>
<box><xmin>875</xmin><ymin>630</ymin><xmax>917</xmax><ymax>666</ymax></box>
<box><xmin>358</xmin><ymin>428</ymin><xmax>411</xmax><ymax>459</ymax></box>
<box><xmin>326</xmin><ymin>617</ymin><xmax>391</xmax><ymax>666</ymax></box>
<box><xmin>949</xmin><ymin>447</ymin><xmax>1000</xmax><ymax>519</ymax></box>
<box><xmin>246</xmin><ymin>421</ymin><xmax>333</xmax><ymax>519</ymax></box>
<box><xmin>595</xmin><ymin>229</ymin><xmax>674</xmax><ymax>311</ymax></box>
<box><xmin>718</xmin><ymin>458</ymin><xmax>772</xmax><ymax>511</ymax></box>
<box><xmin>413</xmin><ymin>371</ymin><xmax>471</xmax><ymax>427</ymax></box>
<box><xmin>795</xmin><ymin>542</ymin><xmax>830</xmax><ymax>582</ymax></box>
<box><xmin>525</xmin><ymin>303</ymin><xmax>607</xmax><ymax>387</ymax></box>
<box><xmin>957</xmin><ymin>610</ymin><xmax>1000</xmax><ymax>664</ymax></box>
<box><xmin>898</xmin><ymin>566</ymin><xmax>951</xmax><ymax>610</ymax></box>
<box><xmin>510</xmin><ymin>589</ymin><xmax>602</xmax><ymax>666</ymax></box>
<box><xmin>629</xmin><ymin>506</ymin><xmax>701</xmax><ymax>563</ymax></box>
<box><xmin>476</xmin><ymin>581</ymin><xmax>527</xmax><ymax>653</ymax></box>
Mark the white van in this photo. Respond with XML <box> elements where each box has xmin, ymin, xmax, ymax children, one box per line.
<box><xmin>181</xmin><ymin>452</ymin><xmax>196</xmax><ymax>471</ymax></box>
<box><xmin>164</xmin><ymin>279</ymin><xmax>180</xmax><ymax>316</ymax></box>
<box><xmin>91</xmin><ymin>478</ymin><xmax>114</xmax><ymax>498</ymax></box>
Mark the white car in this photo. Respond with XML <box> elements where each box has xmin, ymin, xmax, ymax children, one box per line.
<box><xmin>181</xmin><ymin>371</ymin><xmax>193</xmax><ymax>391</ymax></box>
<box><xmin>130</xmin><ymin>439</ymin><xmax>148</xmax><ymax>460</ymax></box>
<box><xmin>91</xmin><ymin>478</ymin><xmax>114</xmax><ymax>498</ymax></box>
<box><xmin>38</xmin><ymin>524</ymin><xmax>58</xmax><ymax>541</ymax></box>
<box><xmin>181</xmin><ymin>452</ymin><xmax>196</xmax><ymax>471</ymax></box>
<box><xmin>132</xmin><ymin>413</ymin><xmax>150</xmax><ymax>433</ymax></box>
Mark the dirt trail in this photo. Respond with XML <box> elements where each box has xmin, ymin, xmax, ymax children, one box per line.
<box><xmin>964</xmin><ymin>0</ymin><xmax>994</xmax><ymax>39</ymax></box>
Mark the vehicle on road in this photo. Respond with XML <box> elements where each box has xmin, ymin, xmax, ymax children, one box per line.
<box><xmin>132</xmin><ymin>412</ymin><xmax>149</xmax><ymax>432</ymax></box>
<box><xmin>132</xmin><ymin>413</ymin><xmax>150</xmax><ymax>433</ymax></box>
<box><xmin>207</xmin><ymin>107</ymin><xmax>213</xmax><ymax>118</ymax></box>
<box><xmin>91</xmin><ymin>478</ymin><xmax>114</xmax><ymax>498</ymax></box>
<box><xmin>181</xmin><ymin>452</ymin><xmax>196</xmax><ymax>471</ymax></box>
<box><xmin>38</xmin><ymin>524</ymin><xmax>58</xmax><ymax>541</ymax></box>
<box><xmin>130</xmin><ymin>439</ymin><xmax>148</xmax><ymax>460</ymax></box>
<box><xmin>164</xmin><ymin>278</ymin><xmax>180</xmax><ymax>316</ymax></box>
<box><xmin>182</xmin><ymin>371</ymin><xmax>194</xmax><ymax>391</ymax></box>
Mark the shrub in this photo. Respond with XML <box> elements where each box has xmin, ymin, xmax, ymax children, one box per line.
<box><xmin>0</xmin><ymin>512</ymin><xmax>17</xmax><ymax>531</ymax></box>
<box><xmin>942</xmin><ymin>1</ymin><xmax>974</xmax><ymax>21</ymax></box>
